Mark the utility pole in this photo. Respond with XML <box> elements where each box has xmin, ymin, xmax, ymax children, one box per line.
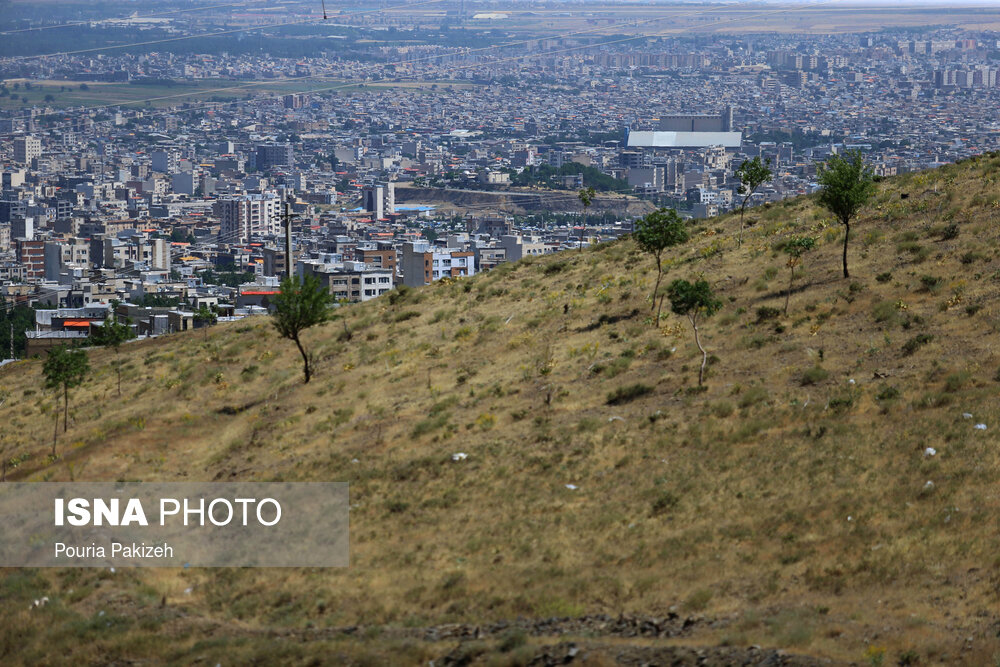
<box><xmin>281</xmin><ymin>198</ymin><xmax>299</xmax><ymax>279</ymax></box>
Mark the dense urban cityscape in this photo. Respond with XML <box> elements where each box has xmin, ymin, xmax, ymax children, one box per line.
<box><xmin>3</xmin><ymin>1</ymin><xmax>1000</xmax><ymax>355</ymax></box>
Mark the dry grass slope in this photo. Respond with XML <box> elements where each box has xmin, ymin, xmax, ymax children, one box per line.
<box><xmin>4</xmin><ymin>154</ymin><xmax>1000</xmax><ymax>664</ymax></box>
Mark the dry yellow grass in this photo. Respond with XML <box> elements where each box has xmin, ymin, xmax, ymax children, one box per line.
<box><xmin>4</xmin><ymin>155</ymin><xmax>1000</xmax><ymax>664</ymax></box>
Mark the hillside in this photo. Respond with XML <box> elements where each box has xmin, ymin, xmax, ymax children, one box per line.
<box><xmin>4</xmin><ymin>154</ymin><xmax>1000</xmax><ymax>665</ymax></box>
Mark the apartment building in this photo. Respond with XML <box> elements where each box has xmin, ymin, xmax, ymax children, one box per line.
<box><xmin>400</xmin><ymin>241</ymin><xmax>476</xmax><ymax>287</ymax></box>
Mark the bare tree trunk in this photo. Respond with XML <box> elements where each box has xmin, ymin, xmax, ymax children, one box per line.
<box><xmin>784</xmin><ymin>267</ymin><xmax>794</xmax><ymax>316</ymax></box>
<box><xmin>656</xmin><ymin>293</ymin><xmax>666</xmax><ymax>328</ymax></box>
<box><xmin>650</xmin><ymin>256</ymin><xmax>663</xmax><ymax>314</ymax></box>
<box><xmin>116</xmin><ymin>346</ymin><xmax>122</xmax><ymax>397</ymax></box>
<box><xmin>842</xmin><ymin>220</ymin><xmax>850</xmax><ymax>279</ymax></box>
<box><xmin>692</xmin><ymin>314</ymin><xmax>708</xmax><ymax>387</ymax></box>
<box><xmin>53</xmin><ymin>409</ymin><xmax>58</xmax><ymax>457</ymax></box>
<box><xmin>293</xmin><ymin>334</ymin><xmax>311</xmax><ymax>383</ymax></box>
<box><xmin>738</xmin><ymin>203</ymin><xmax>746</xmax><ymax>247</ymax></box>
<box><xmin>63</xmin><ymin>384</ymin><xmax>69</xmax><ymax>433</ymax></box>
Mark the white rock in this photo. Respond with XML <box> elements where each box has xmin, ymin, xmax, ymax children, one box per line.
<box><xmin>565</xmin><ymin>484</ymin><xmax>578</xmax><ymax>490</ymax></box>
<box><xmin>924</xmin><ymin>447</ymin><xmax>937</xmax><ymax>457</ymax></box>
<box><xmin>924</xmin><ymin>480</ymin><xmax>935</xmax><ymax>491</ymax></box>
<box><xmin>962</xmin><ymin>413</ymin><xmax>973</xmax><ymax>419</ymax></box>
<box><xmin>847</xmin><ymin>516</ymin><xmax>853</xmax><ymax>522</ymax></box>
<box><xmin>350</xmin><ymin>458</ymin><xmax>359</xmax><ymax>464</ymax></box>
<box><xmin>848</xmin><ymin>379</ymin><xmax>856</xmax><ymax>385</ymax></box>
<box><xmin>608</xmin><ymin>416</ymin><xmax>624</xmax><ymax>422</ymax></box>
<box><xmin>451</xmin><ymin>452</ymin><xmax>468</xmax><ymax>461</ymax></box>
<box><xmin>975</xmin><ymin>423</ymin><xmax>988</xmax><ymax>430</ymax></box>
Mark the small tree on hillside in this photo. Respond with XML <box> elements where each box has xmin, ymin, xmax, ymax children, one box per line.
<box><xmin>817</xmin><ymin>150</ymin><xmax>877</xmax><ymax>279</ymax></box>
<box><xmin>42</xmin><ymin>345</ymin><xmax>89</xmax><ymax>455</ymax></box>
<box><xmin>194</xmin><ymin>304</ymin><xmax>218</xmax><ymax>339</ymax></box>
<box><xmin>272</xmin><ymin>274</ymin><xmax>332</xmax><ymax>383</ymax></box>
<box><xmin>735</xmin><ymin>157</ymin><xmax>772</xmax><ymax>247</ymax></box>
<box><xmin>577</xmin><ymin>186</ymin><xmax>595</xmax><ymax>253</ymax></box>
<box><xmin>89</xmin><ymin>314</ymin><xmax>134</xmax><ymax>396</ymax></box>
<box><xmin>667</xmin><ymin>279</ymin><xmax>722</xmax><ymax>387</ymax></box>
<box><xmin>634</xmin><ymin>207</ymin><xmax>689</xmax><ymax>326</ymax></box>
<box><xmin>782</xmin><ymin>236</ymin><xmax>817</xmax><ymax>316</ymax></box>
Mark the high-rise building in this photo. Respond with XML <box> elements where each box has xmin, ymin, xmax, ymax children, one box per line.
<box><xmin>362</xmin><ymin>183</ymin><xmax>394</xmax><ymax>219</ymax></box>
<box><xmin>255</xmin><ymin>143</ymin><xmax>294</xmax><ymax>171</ymax></box>
<box><xmin>151</xmin><ymin>149</ymin><xmax>179</xmax><ymax>174</ymax></box>
<box><xmin>13</xmin><ymin>136</ymin><xmax>41</xmax><ymax>165</ymax></box>
<box><xmin>214</xmin><ymin>192</ymin><xmax>282</xmax><ymax>243</ymax></box>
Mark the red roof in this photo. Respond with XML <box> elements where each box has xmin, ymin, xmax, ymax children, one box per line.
<box><xmin>241</xmin><ymin>291</ymin><xmax>279</xmax><ymax>296</ymax></box>
<box><xmin>62</xmin><ymin>320</ymin><xmax>94</xmax><ymax>327</ymax></box>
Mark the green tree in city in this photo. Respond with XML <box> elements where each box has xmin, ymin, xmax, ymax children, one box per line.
<box><xmin>42</xmin><ymin>345</ymin><xmax>89</xmax><ymax>454</ymax></box>
<box><xmin>735</xmin><ymin>156</ymin><xmax>772</xmax><ymax>247</ymax></box>
<box><xmin>782</xmin><ymin>237</ymin><xmax>817</xmax><ymax>315</ymax></box>
<box><xmin>272</xmin><ymin>274</ymin><xmax>332</xmax><ymax>383</ymax></box>
<box><xmin>817</xmin><ymin>150</ymin><xmax>877</xmax><ymax>278</ymax></box>
<box><xmin>89</xmin><ymin>311</ymin><xmax>134</xmax><ymax>396</ymax></box>
<box><xmin>667</xmin><ymin>279</ymin><xmax>722</xmax><ymax>388</ymax></box>
<box><xmin>633</xmin><ymin>207</ymin><xmax>689</xmax><ymax>326</ymax></box>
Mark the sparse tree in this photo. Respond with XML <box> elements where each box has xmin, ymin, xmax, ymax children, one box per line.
<box><xmin>577</xmin><ymin>186</ymin><xmax>595</xmax><ymax>252</ymax></box>
<box><xmin>89</xmin><ymin>312</ymin><xmax>134</xmax><ymax>396</ymax></box>
<box><xmin>272</xmin><ymin>274</ymin><xmax>332</xmax><ymax>383</ymax></box>
<box><xmin>782</xmin><ymin>237</ymin><xmax>817</xmax><ymax>315</ymax></box>
<box><xmin>667</xmin><ymin>279</ymin><xmax>722</xmax><ymax>387</ymax></box>
<box><xmin>194</xmin><ymin>304</ymin><xmax>218</xmax><ymax>339</ymax></box>
<box><xmin>42</xmin><ymin>346</ymin><xmax>89</xmax><ymax>454</ymax></box>
<box><xmin>633</xmin><ymin>207</ymin><xmax>689</xmax><ymax>326</ymax></box>
<box><xmin>817</xmin><ymin>150</ymin><xmax>877</xmax><ymax>278</ymax></box>
<box><xmin>735</xmin><ymin>157</ymin><xmax>772</xmax><ymax>247</ymax></box>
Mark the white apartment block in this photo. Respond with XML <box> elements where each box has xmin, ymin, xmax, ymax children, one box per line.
<box><xmin>13</xmin><ymin>136</ymin><xmax>41</xmax><ymax>164</ymax></box>
<box><xmin>214</xmin><ymin>192</ymin><xmax>281</xmax><ymax>243</ymax></box>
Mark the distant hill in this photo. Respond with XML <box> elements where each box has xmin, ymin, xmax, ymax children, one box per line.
<box><xmin>3</xmin><ymin>153</ymin><xmax>1000</xmax><ymax>664</ymax></box>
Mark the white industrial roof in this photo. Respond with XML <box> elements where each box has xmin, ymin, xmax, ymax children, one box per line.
<box><xmin>626</xmin><ymin>131</ymin><xmax>742</xmax><ymax>148</ymax></box>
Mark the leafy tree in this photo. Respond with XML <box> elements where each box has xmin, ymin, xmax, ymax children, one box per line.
<box><xmin>194</xmin><ymin>305</ymin><xmax>218</xmax><ymax>339</ymax></box>
<box><xmin>633</xmin><ymin>208</ymin><xmax>689</xmax><ymax>326</ymax></box>
<box><xmin>0</xmin><ymin>298</ymin><xmax>36</xmax><ymax>358</ymax></box>
<box><xmin>42</xmin><ymin>346</ymin><xmax>89</xmax><ymax>454</ymax></box>
<box><xmin>89</xmin><ymin>312</ymin><xmax>134</xmax><ymax>396</ymax></box>
<box><xmin>782</xmin><ymin>237</ymin><xmax>817</xmax><ymax>315</ymax></box>
<box><xmin>817</xmin><ymin>150</ymin><xmax>877</xmax><ymax>278</ymax></box>
<box><xmin>272</xmin><ymin>274</ymin><xmax>332</xmax><ymax>383</ymax></box>
<box><xmin>735</xmin><ymin>157</ymin><xmax>772</xmax><ymax>247</ymax></box>
<box><xmin>667</xmin><ymin>279</ymin><xmax>722</xmax><ymax>387</ymax></box>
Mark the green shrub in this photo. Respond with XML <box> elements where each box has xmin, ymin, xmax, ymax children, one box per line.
<box><xmin>800</xmin><ymin>365</ymin><xmax>830</xmax><ymax>386</ymax></box>
<box><xmin>875</xmin><ymin>272</ymin><xmax>892</xmax><ymax>283</ymax></box>
<box><xmin>939</xmin><ymin>223</ymin><xmax>959</xmax><ymax>240</ymax></box>
<box><xmin>737</xmin><ymin>385</ymin><xmax>769</xmax><ymax>409</ymax></box>
<box><xmin>607</xmin><ymin>383</ymin><xmax>654</xmax><ymax>405</ymax></box>
<box><xmin>902</xmin><ymin>334</ymin><xmax>933</xmax><ymax>356</ymax></box>
<box><xmin>543</xmin><ymin>260</ymin><xmax>569</xmax><ymax>275</ymax></box>
<box><xmin>393</xmin><ymin>310</ymin><xmax>421</xmax><ymax>322</ymax></box>
<box><xmin>756</xmin><ymin>306</ymin><xmax>781</xmax><ymax>322</ymax></box>
<box><xmin>651</xmin><ymin>491</ymin><xmax>679</xmax><ymax>516</ymax></box>
<box><xmin>711</xmin><ymin>401</ymin><xmax>734</xmax><ymax>418</ymax></box>
<box><xmin>875</xmin><ymin>386</ymin><xmax>900</xmax><ymax>401</ymax></box>
<box><xmin>943</xmin><ymin>371</ymin><xmax>970</xmax><ymax>393</ymax></box>
<box><xmin>918</xmin><ymin>275</ymin><xmax>942</xmax><ymax>292</ymax></box>
<box><xmin>871</xmin><ymin>301</ymin><xmax>900</xmax><ymax>325</ymax></box>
